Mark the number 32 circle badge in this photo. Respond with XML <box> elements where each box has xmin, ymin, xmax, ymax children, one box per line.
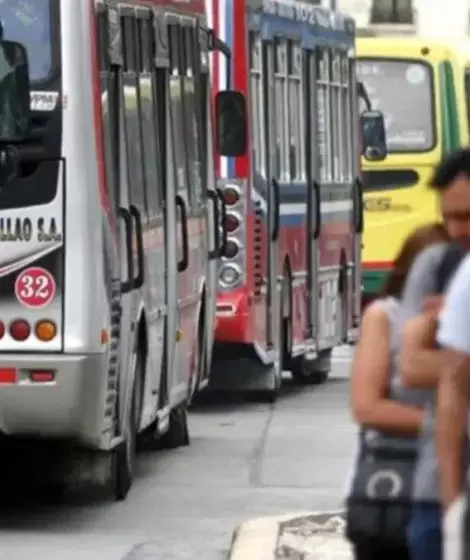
<box><xmin>15</xmin><ymin>267</ymin><xmax>56</xmax><ymax>309</ymax></box>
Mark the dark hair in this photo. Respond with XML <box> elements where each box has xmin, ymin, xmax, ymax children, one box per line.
<box><xmin>431</xmin><ymin>148</ymin><xmax>470</xmax><ymax>190</ymax></box>
<box><xmin>435</xmin><ymin>243</ymin><xmax>466</xmax><ymax>293</ymax></box>
<box><xmin>382</xmin><ymin>223</ymin><xmax>449</xmax><ymax>298</ymax></box>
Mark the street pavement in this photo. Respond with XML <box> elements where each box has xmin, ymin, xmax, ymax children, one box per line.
<box><xmin>0</xmin><ymin>346</ymin><xmax>356</xmax><ymax>560</ymax></box>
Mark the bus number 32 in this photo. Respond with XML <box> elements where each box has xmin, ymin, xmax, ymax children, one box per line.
<box><xmin>15</xmin><ymin>267</ymin><xmax>57</xmax><ymax>308</ymax></box>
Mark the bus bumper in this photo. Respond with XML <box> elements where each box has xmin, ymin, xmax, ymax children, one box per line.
<box><xmin>0</xmin><ymin>353</ymin><xmax>108</xmax><ymax>448</ymax></box>
<box><xmin>215</xmin><ymin>290</ymin><xmax>251</xmax><ymax>343</ymax></box>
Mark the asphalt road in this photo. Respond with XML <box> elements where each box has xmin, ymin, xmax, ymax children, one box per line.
<box><xmin>0</xmin><ymin>346</ymin><xmax>356</xmax><ymax>560</ymax></box>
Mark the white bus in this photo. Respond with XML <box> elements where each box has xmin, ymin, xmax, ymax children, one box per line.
<box><xmin>0</xmin><ymin>0</ymin><xmax>247</xmax><ymax>500</ymax></box>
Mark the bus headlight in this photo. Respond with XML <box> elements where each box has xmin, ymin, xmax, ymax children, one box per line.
<box><xmin>219</xmin><ymin>264</ymin><xmax>241</xmax><ymax>287</ymax></box>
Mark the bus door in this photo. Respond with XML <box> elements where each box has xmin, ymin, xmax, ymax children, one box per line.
<box><xmin>303</xmin><ymin>47</ymin><xmax>321</xmax><ymax>350</ymax></box>
<box><xmin>168</xmin><ymin>17</ymin><xmax>207</xmax><ymax>391</ymax></box>
<box><xmin>192</xmin><ymin>25</ymin><xmax>217</xmax><ymax>387</ymax></box>
<box><xmin>120</xmin><ymin>8</ymin><xmax>161</xmax><ymax>413</ymax></box>
<box><xmin>261</xmin><ymin>33</ymin><xmax>281</xmax><ymax>354</ymax></box>
<box><xmin>133</xmin><ymin>9</ymin><xmax>168</xmax><ymax>415</ymax></box>
<box><xmin>97</xmin><ymin>5</ymin><xmax>140</xmax><ymax>429</ymax></box>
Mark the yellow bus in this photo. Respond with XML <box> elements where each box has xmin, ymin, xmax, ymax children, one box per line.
<box><xmin>356</xmin><ymin>37</ymin><xmax>470</xmax><ymax>301</ymax></box>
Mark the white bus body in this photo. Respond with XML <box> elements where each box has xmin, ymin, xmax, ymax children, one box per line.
<box><xmin>0</xmin><ymin>0</ymin><xmax>230</xmax><ymax>499</ymax></box>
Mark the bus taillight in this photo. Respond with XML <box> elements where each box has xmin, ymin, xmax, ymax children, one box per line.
<box><xmin>224</xmin><ymin>213</ymin><xmax>240</xmax><ymax>233</ymax></box>
<box><xmin>35</xmin><ymin>320</ymin><xmax>57</xmax><ymax>342</ymax></box>
<box><xmin>223</xmin><ymin>187</ymin><xmax>240</xmax><ymax>206</ymax></box>
<box><xmin>10</xmin><ymin>320</ymin><xmax>31</xmax><ymax>341</ymax></box>
<box><xmin>30</xmin><ymin>370</ymin><xmax>55</xmax><ymax>383</ymax></box>
<box><xmin>224</xmin><ymin>239</ymin><xmax>240</xmax><ymax>259</ymax></box>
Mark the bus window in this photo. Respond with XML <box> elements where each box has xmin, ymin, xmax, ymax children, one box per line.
<box><xmin>331</xmin><ymin>51</ymin><xmax>342</xmax><ymax>182</ymax></box>
<box><xmin>137</xmin><ymin>13</ymin><xmax>162</xmax><ymax>219</ymax></box>
<box><xmin>191</xmin><ymin>26</ymin><xmax>209</xmax><ymax>200</ymax></box>
<box><xmin>98</xmin><ymin>6</ymin><xmax>120</xmax><ymax>215</ymax></box>
<box><xmin>121</xmin><ymin>13</ymin><xmax>147</xmax><ymax>215</ymax></box>
<box><xmin>341</xmin><ymin>55</ymin><xmax>352</xmax><ymax>183</ymax></box>
<box><xmin>0</xmin><ymin>0</ymin><xmax>53</xmax><ymax>83</ymax></box>
<box><xmin>273</xmin><ymin>38</ymin><xmax>287</xmax><ymax>181</ymax></box>
<box><xmin>287</xmin><ymin>41</ymin><xmax>304</xmax><ymax>181</ymax></box>
<box><xmin>249</xmin><ymin>32</ymin><xmax>265</xmax><ymax>177</ymax></box>
<box><xmin>356</xmin><ymin>59</ymin><xmax>434</xmax><ymax>153</ymax></box>
<box><xmin>168</xmin><ymin>23</ymin><xmax>189</xmax><ymax>198</ymax></box>
<box><xmin>182</xmin><ymin>24</ymin><xmax>204</xmax><ymax>208</ymax></box>
<box><xmin>316</xmin><ymin>48</ymin><xmax>332</xmax><ymax>183</ymax></box>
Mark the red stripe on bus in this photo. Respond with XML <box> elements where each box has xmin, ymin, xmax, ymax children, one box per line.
<box><xmin>89</xmin><ymin>0</ymin><xmax>117</xmax><ymax>235</ymax></box>
<box><xmin>363</xmin><ymin>261</ymin><xmax>393</xmax><ymax>270</ymax></box>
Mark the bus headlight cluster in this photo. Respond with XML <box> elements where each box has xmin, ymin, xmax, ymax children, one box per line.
<box><xmin>219</xmin><ymin>264</ymin><xmax>241</xmax><ymax>287</ymax></box>
<box><xmin>217</xmin><ymin>179</ymin><xmax>246</xmax><ymax>291</ymax></box>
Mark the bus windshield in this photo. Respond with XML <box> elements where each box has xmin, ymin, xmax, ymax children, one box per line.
<box><xmin>0</xmin><ymin>0</ymin><xmax>52</xmax><ymax>82</ymax></box>
<box><xmin>356</xmin><ymin>58</ymin><xmax>434</xmax><ymax>154</ymax></box>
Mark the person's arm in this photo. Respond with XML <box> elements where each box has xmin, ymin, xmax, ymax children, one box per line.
<box><xmin>350</xmin><ymin>303</ymin><xmax>424</xmax><ymax>435</ymax></box>
<box><xmin>437</xmin><ymin>354</ymin><xmax>470</xmax><ymax>509</ymax></box>
<box><xmin>435</xmin><ymin>255</ymin><xmax>470</xmax><ymax>510</ymax></box>
<box><xmin>398</xmin><ymin>244</ymin><xmax>448</xmax><ymax>388</ymax></box>
<box><xmin>401</xmin><ymin>312</ymin><xmax>451</xmax><ymax>389</ymax></box>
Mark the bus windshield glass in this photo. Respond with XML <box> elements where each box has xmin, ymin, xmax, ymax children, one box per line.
<box><xmin>0</xmin><ymin>0</ymin><xmax>52</xmax><ymax>82</ymax></box>
<box><xmin>356</xmin><ymin>58</ymin><xmax>434</xmax><ymax>153</ymax></box>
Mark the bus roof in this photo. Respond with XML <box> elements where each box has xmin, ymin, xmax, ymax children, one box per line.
<box><xmin>243</xmin><ymin>0</ymin><xmax>355</xmax><ymax>48</ymax></box>
<box><xmin>247</xmin><ymin>0</ymin><xmax>355</xmax><ymax>34</ymax></box>
<box><xmin>356</xmin><ymin>35</ymin><xmax>470</xmax><ymax>63</ymax></box>
<box><xmin>105</xmin><ymin>0</ymin><xmax>206</xmax><ymax>16</ymax></box>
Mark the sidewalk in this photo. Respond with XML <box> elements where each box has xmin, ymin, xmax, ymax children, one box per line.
<box><xmin>229</xmin><ymin>511</ymin><xmax>352</xmax><ymax>559</ymax></box>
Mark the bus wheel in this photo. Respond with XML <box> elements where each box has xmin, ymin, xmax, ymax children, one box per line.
<box><xmin>291</xmin><ymin>356</ymin><xmax>314</xmax><ymax>384</ymax></box>
<box><xmin>114</xmin><ymin>352</ymin><xmax>142</xmax><ymax>501</ymax></box>
<box><xmin>261</xmin><ymin>294</ymin><xmax>285</xmax><ymax>403</ymax></box>
<box><xmin>304</xmin><ymin>349</ymin><xmax>332</xmax><ymax>385</ymax></box>
<box><xmin>160</xmin><ymin>405</ymin><xmax>190</xmax><ymax>449</ymax></box>
<box><xmin>188</xmin><ymin>316</ymin><xmax>206</xmax><ymax>407</ymax></box>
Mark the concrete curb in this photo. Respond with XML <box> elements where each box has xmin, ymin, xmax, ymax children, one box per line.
<box><xmin>229</xmin><ymin>510</ymin><xmax>351</xmax><ymax>559</ymax></box>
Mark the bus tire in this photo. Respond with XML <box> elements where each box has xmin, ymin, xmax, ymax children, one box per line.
<box><xmin>291</xmin><ymin>356</ymin><xmax>315</xmax><ymax>384</ymax></box>
<box><xmin>261</xmin><ymin>281</ymin><xmax>286</xmax><ymax>403</ymax></box>
<box><xmin>188</xmin><ymin>306</ymin><xmax>206</xmax><ymax>407</ymax></box>
<box><xmin>160</xmin><ymin>405</ymin><xmax>190</xmax><ymax>449</ymax></box>
<box><xmin>114</xmin><ymin>351</ymin><xmax>142</xmax><ymax>502</ymax></box>
<box><xmin>305</xmin><ymin>349</ymin><xmax>332</xmax><ymax>385</ymax></box>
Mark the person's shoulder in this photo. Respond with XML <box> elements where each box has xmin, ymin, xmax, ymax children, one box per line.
<box><xmin>405</xmin><ymin>242</ymin><xmax>448</xmax><ymax>290</ymax></box>
<box><xmin>455</xmin><ymin>253</ymin><xmax>470</xmax><ymax>276</ymax></box>
<box><xmin>445</xmin><ymin>253</ymin><xmax>470</xmax><ymax>294</ymax></box>
<box><xmin>437</xmin><ymin>253</ymin><xmax>470</xmax><ymax>350</ymax></box>
<box><xmin>361</xmin><ymin>299</ymin><xmax>390</xmax><ymax>325</ymax></box>
<box><xmin>412</xmin><ymin>242</ymin><xmax>448</xmax><ymax>272</ymax></box>
<box><xmin>401</xmin><ymin>243</ymin><xmax>448</xmax><ymax>315</ymax></box>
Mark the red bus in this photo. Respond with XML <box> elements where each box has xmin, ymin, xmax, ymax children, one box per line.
<box><xmin>207</xmin><ymin>0</ymin><xmax>363</xmax><ymax>401</ymax></box>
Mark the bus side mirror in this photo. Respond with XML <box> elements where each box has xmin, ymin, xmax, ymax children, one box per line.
<box><xmin>215</xmin><ymin>90</ymin><xmax>248</xmax><ymax>157</ymax></box>
<box><xmin>0</xmin><ymin>40</ymin><xmax>31</xmax><ymax>142</ymax></box>
<box><xmin>360</xmin><ymin>110</ymin><xmax>387</xmax><ymax>162</ymax></box>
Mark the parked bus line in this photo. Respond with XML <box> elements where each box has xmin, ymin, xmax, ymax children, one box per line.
<box><xmin>0</xmin><ymin>0</ymin><xmax>247</xmax><ymax>501</ymax></box>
